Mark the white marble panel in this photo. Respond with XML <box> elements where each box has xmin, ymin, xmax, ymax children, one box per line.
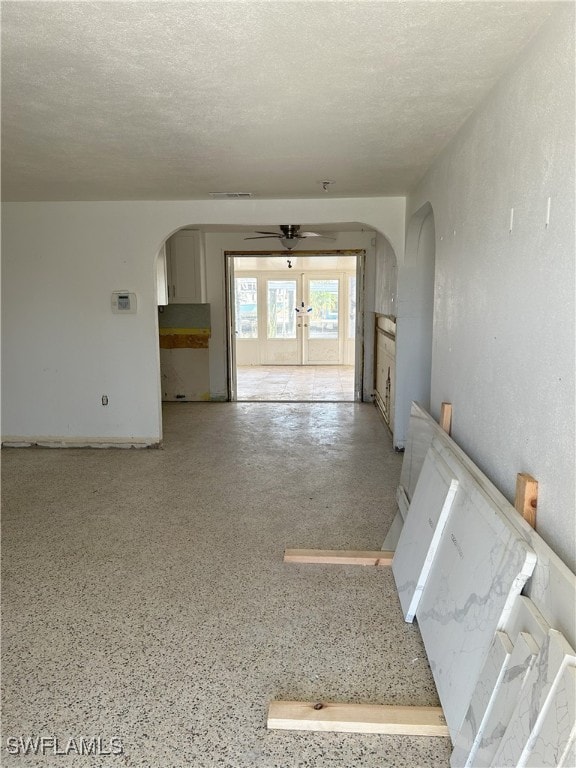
<box><xmin>524</xmin><ymin>664</ymin><xmax>576</xmax><ymax>767</ymax></box>
<box><xmin>462</xmin><ymin>594</ymin><xmax>550</xmax><ymax>767</ymax></box>
<box><xmin>400</xmin><ymin>403</ymin><xmax>576</xmax><ymax>650</ymax></box>
<box><xmin>395</xmin><ymin>485</ymin><xmax>410</xmax><ymax>521</ymax></box>
<box><xmin>502</xmin><ymin>595</ymin><xmax>550</xmax><ymax>647</ymax></box>
<box><xmin>560</xmin><ymin>726</ymin><xmax>576</xmax><ymax>768</ymax></box>
<box><xmin>438</xmin><ymin>436</ymin><xmax>576</xmax><ymax>649</ymax></box>
<box><xmin>382</xmin><ymin>508</ymin><xmax>404</xmax><ymax>550</ymax></box>
<box><xmin>416</xmin><ymin>477</ymin><xmax>537</xmax><ymax>738</ymax></box>
<box><xmin>393</xmin><ymin>444</ymin><xmax>459</xmax><ymax>622</ymax></box>
<box><xmin>398</xmin><ymin>401</ymin><xmax>438</xmax><ymax>502</ymax></box>
<box><xmin>454</xmin><ymin>631</ymin><xmax>539</xmax><ymax>767</ymax></box>
<box><xmin>491</xmin><ymin>629</ymin><xmax>576</xmax><ymax>767</ymax></box>
<box><xmin>450</xmin><ymin>631</ymin><xmax>513</xmax><ymax>767</ymax></box>
<box><xmin>517</xmin><ymin>546</ymin><xmax>576</xmax><ymax>653</ymax></box>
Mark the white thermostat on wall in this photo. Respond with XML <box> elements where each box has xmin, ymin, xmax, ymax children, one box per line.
<box><xmin>111</xmin><ymin>291</ymin><xmax>137</xmax><ymax>313</ymax></box>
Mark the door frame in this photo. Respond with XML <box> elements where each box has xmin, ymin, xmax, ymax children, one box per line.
<box><xmin>225</xmin><ymin>249</ymin><xmax>366</xmax><ymax>402</ymax></box>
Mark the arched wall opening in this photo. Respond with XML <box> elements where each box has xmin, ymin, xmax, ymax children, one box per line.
<box><xmin>394</xmin><ymin>202</ymin><xmax>436</xmax><ymax>449</ymax></box>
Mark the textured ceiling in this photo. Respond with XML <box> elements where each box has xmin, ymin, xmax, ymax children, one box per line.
<box><xmin>1</xmin><ymin>1</ymin><xmax>557</xmax><ymax>201</ymax></box>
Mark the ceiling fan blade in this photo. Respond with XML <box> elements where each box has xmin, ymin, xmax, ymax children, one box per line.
<box><xmin>244</xmin><ymin>235</ymin><xmax>281</xmax><ymax>240</ymax></box>
<box><xmin>300</xmin><ymin>232</ymin><xmax>337</xmax><ymax>240</ymax></box>
<box><xmin>254</xmin><ymin>230</ymin><xmax>282</xmax><ymax>236</ymax></box>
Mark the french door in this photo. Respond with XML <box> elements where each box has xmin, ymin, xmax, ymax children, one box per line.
<box><xmin>234</xmin><ymin>271</ymin><xmax>353</xmax><ymax>366</ymax></box>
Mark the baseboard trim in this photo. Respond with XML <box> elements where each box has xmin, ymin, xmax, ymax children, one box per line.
<box><xmin>2</xmin><ymin>437</ymin><xmax>161</xmax><ymax>449</ymax></box>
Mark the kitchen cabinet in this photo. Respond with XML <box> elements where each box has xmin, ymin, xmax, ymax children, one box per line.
<box><xmin>166</xmin><ymin>230</ymin><xmax>206</xmax><ymax>303</ymax></box>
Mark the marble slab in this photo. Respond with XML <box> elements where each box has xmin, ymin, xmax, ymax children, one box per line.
<box><xmin>514</xmin><ymin>541</ymin><xmax>576</xmax><ymax>653</ymax></box>
<box><xmin>436</xmin><ymin>426</ymin><xmax>576</xmax><ymax>648</ymax></box>
<box><xmin>395</xmin><ymin>485</ymin><xmax>410</xmax><ymax>521</ymax></box>
<box><xmin>502</xmin><ymin>595</ymin><xmax>550</xmax><ymax>647</ymax></box>
<box><xmin>416</xmin><ymin>473</ymin><xmax>537</xmax><ymax>738</ymax></box>
<box><xmin>382</xmin><ymin>508</ymin><xmax>404</xmax><ymax>550</ymax></box>
<box><xmin>452</xmin><ymin>631</ymin><xmax>540</xmax><ymax>767</ymax></box>
<box><xmin>560</xmin><ymin>722</ymin><xmax>576</xmax><ymax>768</ymax></box>
<box><xmin>453</xmin><ymin>596</ymin><xmax>550</xmax><ymax>767</ymax></box>
<box><xmin>524</xmin><ymin>664</ymin><xmax>576</xmax><ymax>767</ymax></box>
<box><xmin>400</xmin><ymin>403</ymin><xmax>576</xmax><ymax>650</ymax></box>
<box><xmin>398</xmin><ymin>401</ymin><xmax>438</xmax><ymax>502</ymax></box>
<box><xmin>393</xmin><ymin>444</ymin><xmax>459</xmax><ymax>622</ymax></box>
<box><xmin>450</xmin><ymin>631</ymin><xmax>513</xmax><ymax>767</ymax></box>
<box><xmin>491</xmin><ymin>629</ymin><xmax>576</xmax><ymax>767</ymax></box>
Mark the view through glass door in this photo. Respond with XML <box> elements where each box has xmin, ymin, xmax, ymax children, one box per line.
<box><xmin>305</xmin><ymin>277</ymin><xmax>341</xmax><ymax>364</ymax></box>
<box><xmin>231</xmin><ymin>254</ymin><xmax>359</xmax><ymax>401</ymax></box>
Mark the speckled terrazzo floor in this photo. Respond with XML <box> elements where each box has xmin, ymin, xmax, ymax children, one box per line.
<box><xmin>2</xmin><ymin>403</ymin><xmax>452</xmax><ymax>767</ymax></box>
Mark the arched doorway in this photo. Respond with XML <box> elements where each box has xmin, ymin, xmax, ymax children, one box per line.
<box><xmin>151</xmin><ymin>220</ymin><xmax>393</xmax><ymax>436</ymax></box>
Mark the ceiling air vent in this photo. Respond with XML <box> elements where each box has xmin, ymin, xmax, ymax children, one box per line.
<box><xmin>209</xmin><ymin>192</ymin><xmax>253</xmax><ymax>199</ymax></box>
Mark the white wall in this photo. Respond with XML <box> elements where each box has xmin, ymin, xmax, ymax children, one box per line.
<box><xmin>405</xmin><ymin>6</ymin><xmax>575</xmax><ymax>570</ymax></box>
<box><xmin>1</xmin><ymin>197</ymin><xmax>405</xmax><ymax>444</ymax></box>
<box><xmin>374</xmin><ymin>232</ymin><xmax>398</xmax><ymax>317</ymax></box>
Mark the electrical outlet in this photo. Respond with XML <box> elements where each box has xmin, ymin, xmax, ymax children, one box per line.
<box><xmin>102</xmin><ymin>395</ymin><xmax>109</xmax><ymax>406</ymax></box>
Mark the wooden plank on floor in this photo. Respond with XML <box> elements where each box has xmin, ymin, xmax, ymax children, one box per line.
<box><xmin>267</xmin><ymin>701</ymin><xmax>449</xmax><ymax>736</ymax></box>
<box><xmin>284</xmin><ymin>549</ymin><xmax>394</xmax><ymax>566</ymax></box>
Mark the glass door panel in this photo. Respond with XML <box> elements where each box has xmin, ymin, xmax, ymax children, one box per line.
<box><xmin>234</xmin><ymin>276</ymin><xmax>259</xmax><ymax>366</ymax></box>
<box><xmin>235</xmin><ymin>277</ymin><xmax>258</xmax><ymax>339</ymax></box>
<box><xmin>309</xmin><ymin>279</ymin><xmax>339</xmax><ymax>339</ymax></box>
<box><xmin>304</xmin><ymin>277</ymin><xmax>342</xmax><ymax>364</ymax></box>
<box><xmin>261</xmin><ymin>278</ymin><xmax>300</xmax><ymax>364</ymax></box>
<box><xmin>267</xmin><ymin>280</ymin><xmax>296</xmax><ymax>339</ymax></box>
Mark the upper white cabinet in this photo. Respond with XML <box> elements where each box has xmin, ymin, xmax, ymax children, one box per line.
<box><xmin>156</xmin><ymin>244</ymin><xmax>169</xmax><ymax>305</ymax></box>
<box><xmin>166</xmin><ymin>230</ymin><xmax>206</xmax><ymax>303</ymax></box>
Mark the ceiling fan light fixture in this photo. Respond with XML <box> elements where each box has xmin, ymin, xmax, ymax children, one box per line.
<box><xmin>280</xmin><ymin>237</ymin><xmax>299</xmax><ymax>250</ymax></box>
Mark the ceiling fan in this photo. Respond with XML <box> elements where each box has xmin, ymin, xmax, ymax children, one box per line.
<box><xmin>244</xmin><ymin>224</ymin><xmax>336</xmax><ymax>251</ymax></box>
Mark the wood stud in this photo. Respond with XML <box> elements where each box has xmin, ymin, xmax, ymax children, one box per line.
<box><xmin>267</xmin><ymin>701</ymin><xmax>449</xmax><ymax>737</ymax></box>
<box><xmin>514</xmin><ymin>473</ymin><xmax>538</xmax><ymax>530</ymax></box>
<box><xmin>439</xmin><ymin>402</ymin><xmax>452</xmax><ymax>435</ymax></box>
<box><xmin>284</xmin><ymin>549</ymin><xmax>394</xmax><ymax>566</ymax></box>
